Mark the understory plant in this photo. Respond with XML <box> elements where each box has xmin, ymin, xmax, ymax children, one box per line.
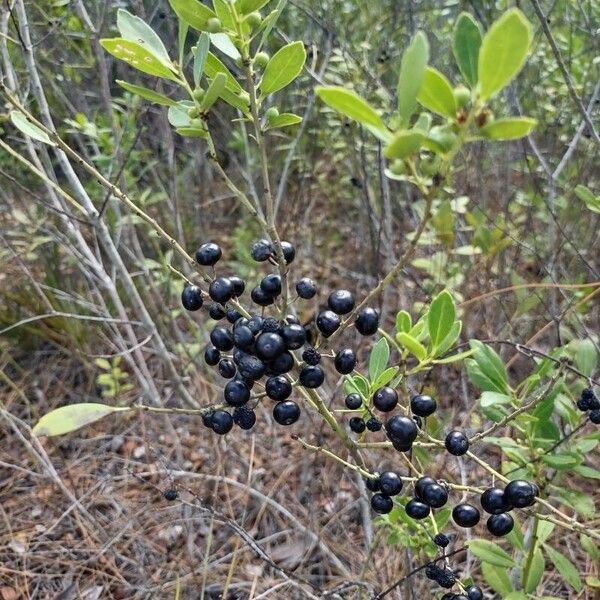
<box><xmin>4</xmin><ymin>1</ymin><xmax>599</xmax><ymax>598</ymax></box>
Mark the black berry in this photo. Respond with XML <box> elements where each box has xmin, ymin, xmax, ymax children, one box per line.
<box><xmin>163</xmin><ymin>488</ymin><xmax>178</xmax><ymax>501</ymax></box>
<box><xmin>247</xmin><ymin>315</ymin><xmax>264</xmax><ymax>334</ymax></box>
<box><xmin>210</xmin><ymin>326</ymin><xmax>234</xmax><ymax>351</ymax></box>
<box><xmin>379</xmin><ymin>471</ymin><xmax>403</xmax><ymax>496</ymax></box>
<box><xmin>261</xmin><ymin>317</ymin><xmax>280</xmax><ymax>333</ymax></box>
<box><xmin>590</xmin><ymin>409</ymin><xmax>600</xmax><ymax>424</ymax></box>
<box><xmin>195</xmin><ymin>242</ymin><xmax>222</xmax><ymax>266</ymax></box>
<box><xmin>224</xmin><ymin>379</ymin><xmax>250</xmax><ymax>406</ymax></box>
<box><xmin>366</xmin><ymin>474</ymin><xmax>380</xmax><ymax>492</ymax></box>
<box><xmin>265</xmin><ymin>375</ymin><xmax>292</xmax><ymax>401</ymax></box>
<box><xmin>218</xmin><ymin>358</ymin><xmax>236</xmax><ymax>378</ymax></box>
<box><xmin>281</xmin><ymin>324</ymin><xmax>306</xmax><ymax>349</ymax></box>
<box><xmin>480</xmin><ymin>487</ymin><xmax>509</xmax><ymax>514</ymax></box>
<box><xmin>236</xmin><ymin>354</ymin><xmax>266</xmax><ymax>380</ymax></box>
<box><xmin>316</xmin><ymin>310</ymin><xmax>341</xmax><ymax>337</ymax></box>
<box><xmin>181</xmin><ymin>285</ymin><xmax>204</xmax><ymax>311</ymax></box>
<box><xmin>204</xmin><ymin>345</ymin><xmax>220</xmax><ymax>366</ymax></box>
<box><xmin>251</xmin><ymin>285</ymin><xmax>274</xmax><ymax>306</ymax></box>
<box><xmin>209</xmin><ymin>303</ymin><xmax>226</xmax><ymax>320</ymax></box>
<box><xmin>433</xmin><ymin>533</ymin><xmax>449</xmax><ymax>548</ymax></box>
<box><xmin>371</xmin><ymin>492</ymin><xmax>393</xmax><ymax>514</ymax></box>
<box><xmin>233</xmin><ymin>325</ymin><xmax>254</xmax><ymax>349</ymax></box>
<box><xmin>296</xmin><ymin>277</ymin><xmax>317</xmax><ymax>299</ymax></box>
<box><xmin>279</xmin><ymin>241</ymin><xmax>295</xmax><ymax>264</ymax></box>
<box><xmin>465</xmin><ymin>585</ymin><xmax>483</xmax><ymax>600</ymax></box>
<box><xmin>405</xmin><ymin>498</ymin><xmax>431</xmax><ymax>519</ymax></box>
<box><xmin>334</xmin><ymin>348</ymin><xmax>356</xmax><ymax>374</ymax></box>
<box><xmin>436</xmin><ymin>568</ymin><xmax>456</xmax><ymax>588</ymax></box>
<box><xmin>414</xmin><ymin>476</ymin><xmax>437</xmax><ymax>499</ymax></box>
<box><xmin>251</xmin><ymin>238</ymin><xmax>273</xmax><ymax>262</ymax></box>
<box><xmin>209</xmin><ymin>277</ymin><xmax>234</xmax><ymax>303</ymax></box>
<box><xmin>226</xmin><ymin>308</ymin><xmax>243</xmax><ymax>323</ymax></box>
<box><xmin>211</xmin><ymin>410</ymin><xmax>234</xmax><ymax>434</ymax></box>
<box><xmin>270</xmin><ymin>351</ymin><xmax>294</xmax><ymax>374</ymax></box>
<box><xmin>504</xmin><ymin>480</ymin><xmax>537</xmax><ymax>508</ymax></box>
<box><xmin>233</xmin><ymin>405</ymin><xmax>256</xmax><ymax>430</ymax></box>
<box><xmin>452</xmin><ymin>503</ymin><xmax>480</xmax><ymax>527</ymax></box>
<box><xmin>445</xmin><ymin>430</ymin><xmax>469</xmax><ymax>456</ymax></box>
<box><xmin>229</xmin><ymin>276</ymin><xmax>246</xmax><ymax>297</ymax></box>
<box><xmin>366</xmin><ymin>416</ymin><xmax>382</xmax><ymax>431</ymax></box>
<box><xmin>422</xmin><ymin>483</ymin><xmax>448</xmax><ymax>508</ymax></box>
<box><xmin>410</xmin><ymin>394</ymin><xmax>437</xmax><ymax>417</ymax></box>
<box><xmin>328</xmin><ymin>289</ymin><xmax>355</xmax><ymax>314</ymax></box>
<box><xmin>255</xmin><ymin>332</ymin><xmax>286</xmax><ymax>360</ymax></box>
<box><xmin>349</xmin><ymin>416</ymin><xmax>366</xmax><ymax>433</ymax></box>
<box><xmin>260</xmin><ymin>273</ymin><xmax>282</xmax><ymax>297</ymax></box>
<box><xmin>299</xmin><ymin>365</ymin><xmax>325</xmax><ymax>388</ymax></box>
<box><xmin>302</xmin><ymin>347</ymin><xmax>321</xmax><ymax>365</ymax></box>
<box><xmin>487</xmin><ymin>512</ymin><xmax>514</xmax><ymax>536</ymax></box>
<box><xmin>386</xmin><ymin>415</ymin><xmax>418</xmax><ymax>446</ymax></box>
<box><xmin>345</xmin><ymin>393</ymin><xmax>362</xmax><ymax>409</ymax></box>
<box><xmin>273</xmin><ymin>401</ymin><xmax>300</xmax><ymax>425</ymax></box>
<box><xmin>355</xmin><ymin>307</ymin><xmax>379</xmax><ymax>335</ymax></box>
<box><xmin>373</xmin><ymin>387</ymin><xmax>398</xmax><ymax>412</ymax></box>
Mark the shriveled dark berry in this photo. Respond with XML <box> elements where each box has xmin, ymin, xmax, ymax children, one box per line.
<box><xmin>481</xmin><ymin>487</ymin><xmax>509</xmax><ymax>514</ymax></box>
<box><xmin>405</xmin><ymin>498</ymin><xmax>430</xmax><ymax>519</ymax></box>
<box><xmin>260</xmin><ymin>274</ymin><xmax>282</xmax><ymax>297</ymax></box>
<box><xmin>425</xmin><ymin>563</ymin><xmax>442</xmax><ymax>581</ymax></box>
<box><xmin>355</xmin><ymin>307</ymin><xmax>379</xmax><ymax>335</ymax></box>
<box><xmin>436</xmin><ymin>568</ymin><xmax>456</xmax><ymax>588</ymax></box>
<box><xmin>195</xmin><ymin>242</ymin><xmax>222</xmax><ymax>266</ymax></box>
<box><xmin>204</xmin><ymin>345</ymin><xmax>220</xmax><ymax>366</ymax></box>
<box><xmin>299</xmin><ymin>365</ymin><xmax>325</xmax><ymax>388</ymax></box>
<box><xmin>410</xmin><ymin>394</ymin><xmax>437</xmax><ymax>417</ymax></box>
<box><xmin>209</xmin><ymin>277</ymin><xmax>234</xmax><ymax>303</ymax></box>
<box><xmin>233</xmin><ymin>405</ymin><xmax>256</xmax><ymax>430</ymax></box>
<box><xmin>334</xmin><ymin>348</ymin><xmax>356</xmax><ymax>374</ymax></box>
<box><xmin>211</xmin><ymin>410</ymin><xmax>233</xmax><ymax>434</ymax></box>
<box><xmin>261</xmin><ymin>317</ymin><xmax>280</xmax><ymax>332</ymax></box>
<box><xmin>371</xmin><ymin>492</ymin><xmax>393</xmax><ymax>514</ymax></box>
<box><xmin>265</xmin><ymin>375</ymin><xmax>292</xmax><ymax>401</ymax></box>
<box><xmin>281</xmin><ymin>324</ymin><xmax>306</xmax><ymax>349</ymax></box>
<box><xmin>328</xmin><ymin>289</ymin><xmax>355</xmax><ymax>315</ymax></box>
<box><xmin>302</xmin><ymin>347</ymin><xmax>321</xmax><ymax>365</ymax></box>
<box><xmin>487</xmin><ymin>512</ymin><xmax>514</xmax><ymax>536</ymax></box>
<box><xmin>163</xmin><ymin>488</ymin><xmax>178</xmax><ymax>501</ymax></box>
<box><xmin>236</xmin><ymin>354</ymin><xmax>266</xmax><ymax>380</ymax></box>
<box><xmin>433</xmin><ymin>533</ymin><xmax>449</xmax><ymax>548</ymax></box>
<box><xmin>224</xmin><ymin>379</ymin><xmax>250</xmax><ymax>406</ymax></box>
<box><xmin>229</xmin><ymin>276</ymin><xmax>246</xmax><ymax>297</ymax></box>
<box><xmin>209</xmin><ymin>303</ymin><xmax>226</xmax><ymax>320</ymax></box>
<box><xmin>273</xmin><ymin>401</ymin><xmax>300</xmax><ymax>425</ymax></box>
<box><xmin>504</xmin><ymin>480</ymin><xmax>537</xmax><ymax>508</ymax></box>
<box><xmin>422</xmin><ymin>483</ymin><xmax>448</xmax><ymax>508</ymax></box>
<box><xmin>296</xmin><ymin>277</ymin><xmax>317</xmax><ymax>299</ymax></box>
<box><xmin>316</xmin><ymin>310</ymin><xmax>341</xmax><ymax>337</ymax></box>
<box><xmin>366</xmin><ymin>416</ymin><xmax>382</xmax><ymax>431</ymax></box>
<box><xmin>349</xmin><ymin>416</ymin><xmax>366</xmax><ymax>433</ymax></box>
<box><xmin>445</xmin><ymin>430</ymin><xmax>469</xmax><ymax>456</ymax></box>
<box><xmin>452</xmin><ymin>503</ymin><xmax>480</xmax><ymax>528</ymax></box>
<box><xmin>181</xmin><ymin>285</ymin><xmax>203</xmax><ymax>311</ymax></box>
<box><xmin>373</xmin><ymin>387</ymin><xmax>398</xmax><ymax>412</ymax></box>
<box><xmin>251</xmin><ymin>238</ymin><xmax>273</xmax><ymax>262</ymax></box>
<box><xmin>385</xmin><ymin>415</ymin><xmax>418</xmax><ymax>445</ymax></box>
<box><xmin>379</xmin><ymin>471</ymin><xmax>402</xmax><ymax>496</ymax></box>
<box><xmin>210</xmin><ymin>326</ymin><xmax>234</xmax><ymax>351</ymax></box>
<box><xmin>251</xmin><ymin>286</ymin><xmax>274</xmax><ymax>306</ymax></box>
<box><xmin>218</xmin><ymin>358</ymin><xmax>236</xmax><ymax>379</ymax></box>
<box><xmin>345</xmin><ymin>393</ymin><xmax>362</xmax><ymax>410</ymax></box>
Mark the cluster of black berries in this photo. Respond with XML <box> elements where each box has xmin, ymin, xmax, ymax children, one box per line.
<box><xmin>577</xmin><ymin>388</ymin><xmax>600</xmax><ymax>424</ymax></box>
<box><xmin>181</xmin><ymin>239</ymin><xmax>382</xmax><ymax>436</ymax></box>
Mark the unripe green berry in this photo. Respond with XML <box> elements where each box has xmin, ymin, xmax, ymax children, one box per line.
<box><xmin>254</xmin><ymin>51</ymin><xmax>270</xmax><ymax>69</ymax></box>
<box><xmin>206</xmin><ymin>17</ymin><xmax>222</xmax><ymax>33</ymax></box>
<box><xmin>265</xmin><ymin>107</ymin><xmax>279</xmax><ymax>122</ymax></box>
<box><xmin>246</xmin><ymin>12</ymin><xmax>262</xmax><ymax>29</ymax></box>
<box><xmin>237</xmin><ymin>91</ymin><xmax>250</xmax><ymax>105</ymax></box>
<box><xmin>193</xmin><ymin>88</ymin><xmax>205</xmax><ymax>101</ymax></box>
<box><xmin>420</xmin><ymin>155</ymin><xmax>439</xmax><ymax>177</ymax></box>
<box><xmin>188</xmin><ymin>106</ymin><xmax>200</xmax><ymax>118</ymax></box>
<box><xmin>389</xmin><ymin>159</ymin><xmax>406</xmax><ymax>176</ymax></box>
<box><xmin>453</xmin><ymin>85</ymin><xmax>471</xmax><ymax>109</ymax></box>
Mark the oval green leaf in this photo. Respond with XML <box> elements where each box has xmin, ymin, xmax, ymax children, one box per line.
<box><xmin>453</xmin><ymin>13</ymin><xmax>482</xmax><ymax>87</ymax></box>
<box><xmin>9</xmin><ymin>111</ymin><xmax>55</xmax><ymax>145</ymax></box>
<box><xmin>522</xmin><ymin>547</ymin><xmax>545</xmax><ymax>593</ymax></box>
<box><xmin>100</xmin><ymin>38</ymin><xmax>178</xmax><ymax>80</ymax></box>
<box><xmin>396</xmin><ymin>332</ymin><xmax>427</xmax><ymax>362</ymax></box>
<box><xmin>478</xmin><ymin>8</ymin><xmax>533</xmax><ymax>101</ymax></box>
<box><xmin>417</xmin><ymin>67</ymin><xmax>457</xmax><ymax>118</ymax></box>
<box><xmin>428</xmin><ymin>290</ymin><xmax>456</xmax><ymax>349</ymax></box>
<box><xmin>169</xmin><ymin>0</ymin><xmax>217</xmax><ymax>31</ymax></box>
<box><xmin>480</xmin><ymin>117</ymin><xmax>536</xmax><ymax>140</ymax></box>
<box><xmin>205</xmin><ymin>51</ymin><xmax>242</xmax><ymax>92</ymax></box>
<box><xmin>468</xmin><ymin>539</ymin><xmax>515</xmax><ymax>568</ymax></box>
<box><xmin>200</xmin><ymin>72</ymin><xmax>227</xmax><ymax>110</ymax></box>
<box><xmin>369</xmin><ymin>338</ymin><xmax>390</xmax><ymax>381</ymax></box>
<box><xmin>32</xmin><ymin>403</ymin><xmax>129</xmax><ymax>437</ymax></box>
<box><xmin>194</xmin><ymin>33</ymin><xmax>210</xmax><ymax>87</ymax></box>
<box><xmin>265</xmin><ymin>112</ymin><xmax>302</xmax><ymax>130</ymax></box>
<box><xmin>237</xmin><ymin>0</ymin><xmax>272</xmax><ymax>13</ymax></box>
<box><xmin>543</xmin><ymin>544</ymin><xmax>583</xmax><ymax>592</ymax></box>
<box><xmin>259</xmin><ymin>41</ymin><xmax>306</xmax><ymax>95</ymax></box>
<box><xmin>116</xmin><ymin>80</ymin><xmax>178</xmax><ymax>106</ymax></box>
<box><xmin>397</xmin><ymin>31</ymin><xmax>429</xmax><ymax>124</ymax></box>
<box><xmin>384</xmin><ymin>130</ymin><xmax>424</xmax><ymax>159</ymax></box>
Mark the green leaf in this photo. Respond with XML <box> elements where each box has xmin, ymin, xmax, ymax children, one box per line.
<box><xmin>194</xmin><ymin>33</ymin><xmax>210</xmax><ymax>87</ymax></box>
<box><xmin>178</xmin><ymin>19</ymin><xmax>189</xmax><ymax>65</ymax></box>
<box><xmin>469</xmin><ymin>340</ymin><xmax>509</xmax><ymax>393</ymax></box>
<box><xmin>428</xmin><ymin>290</ymin><xmax>456</xmax><ymax>349</ymax></box>
<box><xmin>371</xmin><ymin>366</ymin><xmax>400</xmax><ymax>390</ymax></box>
<box><xmin>32</xmin><ymin>403</ymin><xmax>129</xmax><ymax>437</ymax></box>
<box><xmin>574</xmin><ymin>185</ymin><xmax>600</xmax><ymax>214</ymax></box>
<box><xmin>581</xmin><ymin>534</ymin><xmax>599</xmax><ymax>560</ymax></box>
<box><xmin>433</xmin><ymin>320</ymin><xmax>462</xmax><ymax>357</ymax></box>
<box><xmin>259</xmin><ymin>41</ymin><xmax>306</xmax><ymax>95</ymax></box>
<box><xmin>219</xmin><ymin>87</ymin><xmax>250</xmax><ymax>112</ymax></box>
<box><xmin>264</xmin><ymin>113</ymin><xmax>302</xmax><ymax>130</ymax></box>
<box><xmin>432</xmin><ymin>349</ymin><xmax>474</xmax><ymax>364</ymax></box>
<box><xmin>344</xmin><ymin>374</ymin><xmax>370</xmax><ymax>399</ymax></box>
<box><xmin>237</xmin><ymin>0</ymin><xmax>271</xmax><ymax>13</ymax></box>
<box><xmin>395</xmin><ymin>310</ymin><xmax>412</xmax><ymax>334</ymax></box>
<box><xmin>116</xmin><ymin>9</ymin><xmax>173</xmax><ymax>70</ymax></box>
<box><xmin>543</xmin><ymin>544</ymin><xmax>582</xmax><ymax>592</ymax></box>
<box><xmin>169</xmin><ymin>0</ymin><xmax>217</xmax><ymax>31</ymax></box>
<box><xmin>100</xmin><ymin>38</ymin><xmax>178</xmax><ymax>80</ymax></box>
<box><xmin>553</xmin><ymin>488</ymin><xmax>594</xmax><ymax>517</ymax></box>
<box><xmin>468</xmin><ymin>539</ymin><xmax>515</xmax><ymax>568</ymax></box>
<box><xmin>258</xmin><ymin>0</ymin><xmax>287</xmax><ymax>49</ymax></box>
<box><xmin>541</xmin><ymin>453</ymin><xmax>580</xmax><ymax>470</ymax></box>
<box><xmin>176</xmin><ymin>127</ymin><xmax>208</xmax><ymax>138</ymax></box>
<box><xmin>205</xmin><ymin>52</ymin><xmax>242</xmax><ymax>92</ymax></box>
<box><xmin>200</xmin><ymin>72</ymin><xmax>227</xmax><ymax>110</ymax></box>
<box><xmin>481</xmin><ymin>562</ymin><xmax>513</xmax><ymax>596</ymax></box>
<box><xmin>505</xmin><ymin>593</ymin><xmax>527</xmax><ymax>600</ymax></box>
<box><xmin>480</xmin><ymin>391</ymin><xmax>512</xmax><ymax>408</ymax></box>
<box><xmin>9</xmin><ymin>111</ymin><xmax>55</xmax><ymax>145</ymax></box>
<box><xmin>453</xmin><ymin>13</ymin><xmax>482</xmax><ymax>86</ymax></box>
<box><xmin>212</xmin><ymin>0</ymin><xmax>235</xmax><ymax>29</ymax></box>
<box><xmin>384</xmin><ymin>130</ymin><xmax>424</xmax><ymax>159</ymax></box>
<box><xmin>369</xmin><ymin>338</ymin><xmax>390</xmax><ymax>381</ymax></box>
<box><xmin>210</xmin><ymin>33</ymin><xmax>240</xmax><ymax>60</ymax></box>
<box><xmin>522</xmin><ymin>547</ymin><xmax>545</xmax><ymax>593</ymax></box>
<box><xmin>480</xmin><ymin>117</ymin><xmax>537</xmax><ymax>140</ymax></box>
<box><xmin>396</xmin><ymin>332</ymin><xmax>427</xmax><ymax>362</ymax></box>
<box><xmin>478</xmin><ymin>8</ymin><xmax>533</xmax><ymax>100</ymax></box>
<box><xmin>316</xmin><ymin>86</ymin><xmax>389</xmax><ymax>141</ymax></box>
<box><xmin>116</xmin><ymin>80</ymin><xmax>178</xmax><ymax>106</ymax></box>
<box><xmin>397</xmin><ymin>31</ymin><xmax>429</xmax><ymax>124</ymax></box>
<box><xmin>168</xmin><ymin>102</ymin><xmax>194</xmax><ymax>127</ymax></box>
<box><xmin>573</xmin><ymin>465</ymin><xmax>600</xmax><ymax>480</ymax></box>
<box><xmin>417</xmin><ymin>67</ymin><xmax>456</xmax><ymax>118</ymax></box>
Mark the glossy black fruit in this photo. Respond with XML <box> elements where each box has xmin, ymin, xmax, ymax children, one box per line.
<box><xmin>260</xmin><ymin>274</ymin><xmax>282</xmax><ymax>297</ymax></box>
<box><xmin>422</xmin><ymin>483</ymin><xmax>448</xmax><ymax>508</ymax></box>
<box><xmin>316</xmin><ymin>310</ymin><xmax>341</xmax><ymax>337</ymax></box>
<box><xmin>273</xmin><ymin>401</ymin><xmax>300</xmax><ymax>425</ymax></box>
<box><xmin>296</xmin><ymin>277</ymin><xmax>317</xmax><ymax>299</ymax></box>
<box><xmin>270</xmin><ymin>351</ymin><xmax>294</xmax><ymax>374</ymax></box>
<box><xmin>445</xmin><ymin>430</ymin><xmax>469</xmax><ymax>456</ymax></box>
<box><xmin>405</xmin><ymin>498</ymin><xmax>431</xmax><ymax>519</ymax></box>
<box><xmin>328</xmin><ymin>289</ymin><xmax>355</xmax><ymax>315</ymax></box>
<box><xmin>345</xmin><ymin>393</ymin><xmax>362</xmax><ymax>410</ymax></box>
<box><xmin>209</xmin><ymin>303</ymin><xmax>226</xmax><ymax>320</ymax></box>
<box><xmin>433</xmin><ymin>533</ymin><xmax>449</xmax><ymax>548</ymax></box>
<box><xmin>255</xmin><ymin>332</ymin><xmax>285</xmax><ymax>360</ymax></box>
<box><xmin>195</xmin><ymin>242</ymin><xmax>222</xmax><ymax>266</ymax></box>
<box><xmin>379</xmin><ymin>471</ymin><xmax>403</xmax><ymax>496</ymax></box>
<box><xmin>163</xmin><ymin>488</ymin><xmax>178</xmax><ymax>501</ymax></box>
<box><xmin>334</xmin><ymin>348</ymin><xmax>356</xmax><ymax>374</ymax></box>
<box><xmin>487</xmin><ymin>513</ymin><xmax>514</xmax><ymax>536</ymax></box>
<box><xmin>299</xmin><ymin>365</ymin><xmax>325</xmax><ymax>388</ymax></box>
<box><xmin>480</xmin><ymin>487</ymin><xmax>509</xmax><ymax>514</ymax></box>
<box><xmin>504</xmin><ymin>480</ymin><xmax>537</xmax><ymax>508</ymax></box>
<box><xmin>211</xmin><ymin>410</ymin><xmax>234</xmax><ymax>434</ymax></box>
<box><xmin>209</xmin><ymin>277</ymin><xmax>234</xmax><ymax>303</ymax></box>
<box><xmin>236</xmin><ymin>354</ymin><xmax>266</xmax><ymax>380</ymax></box>
<box><xmin>251</xmin><ymin>238</ymin><xmax>273</xmax><ymax>262</ymax></box>
<box><xmin>355</xmin><ymin>307</ymin><xmax>379</xmax><ymax>335</ymax></box>
<box><xmin>265</xmin><ymin>375</ymin><xmax>292</xmax><ymax>401</ymax></box>
<box><xmin>590</xmin><ymin>409</ymin><xmax>600</xmax><ymax>424</ymax></box>
<box><xmin>465</xmin><ymin>586</ymin><xmax>483</xmax><ymax>600</ymax></box>
<box><xmin>224</xmin><ymin>379</ymin><xmax>250</xmax><ymax>406</ymax></box>
<box><xmin>251</xmin><ymin>285</ymin><xmax>274</xmax><ymax>306</ymax></box>
<box><xmin>247</xmin><ymin>315</ymin><xmax>264</xmax><ymax>334</ymax></box>
<box><xmin>226</xmin><ymin>308</ymin><xmax>243</xmax><ymax>324</ymax></box>
<box><xmin>281</xmin><ymin>324</ymin><xmax>306</xmax><ymax>349</ymax></box>
<box><xmin>280</xmin><ymin>241</ymin><xmax>295</xmax><ymax>264</ymax></box>
<box><xmin>452</xmin><ymin>503</ymin><xmax>480</xmax><ymax>528</ymax></box>
<box><xmin>373</xmin><ymin>387</ymin><xmax>398</xmax><ymax>412</ymax></box>
<box><xmin>371</xmin><ymin>492</ymin><xmax>393</xmax><ymax>514</ymax></box>
<box><xmin>414</xmin><ymin>476</ymin><xmax>437</xmax><ymax>499</ymax></box>
<box><xmin>349</xmin><ymin>416</ymin><xmax>366</xmax><ymax>433</ymax></box>
<box><xmin>218</xmin><ymin>358</ymin><xmax>236</xmax><ymax>378</ymax></box>
<box><xmin>233</xmin><ymin>325</ymin><xmax>254</xmax><ymax>349</ymax></box>
<box><xmin>233</xmin><ymin>405</ymin><xmax>256</xmax><ymax>430</ymax></box>
<box><xmin>366</xmin><ymin>417</ymin><xmax>382</xmax><ymax>431</ymax></box>
<box><xmin>181</xmin><ymin>285</ymin><xmax>203</xmax><ymax>311</ymax></box>
<box><xmin>366</xmin><ymin>474</ymin><xmax>380</xmax><ymax>492</ymax></box>
<box><xmin>202</xmin><ymin>410</ymin><xmax>214</xmax><ymax>429</ymax></box>
<box><xmin>229</xmin><ymin>276</ymin><xmax>246</xmax><ymax>297</ymax></box>
<box><xmin>410</xmin><ymin>394</ymin><xmax>437</xmax><ymax>417</ymax></box>
<box><xmin>210</xmin><ymin>326</ymin><xmax>234</xmax><ymax>351</ymax></box>
<box><xmin>204</xmin><ymin>345</ymin><xmax>220</xmax><ymax>366</ymax></box>
<box><xmin>386</xmin><ymin>415</ymin><xmax>418</xmax><ymax>445</ymax></box>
